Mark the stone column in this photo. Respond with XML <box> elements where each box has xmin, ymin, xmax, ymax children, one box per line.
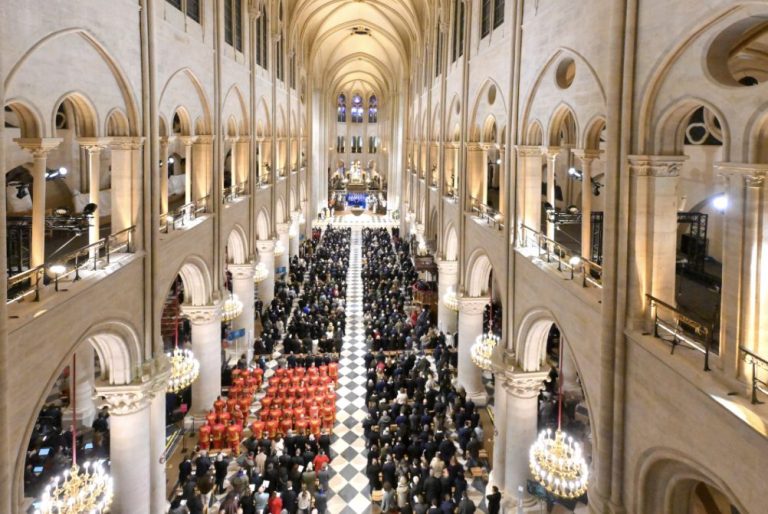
<box><xmin>78</xmin><ymin>139</ymin><xmax>107</xmax><ymax>255</ymax></box>
<box><xmin>516</xmin><ymin>145</ymin><xmax>544</xmax><ymax>234</ymax></box>
<box><xmin>148</xmin><ymin>361</ymin><xmax>171</xmax><ymax>514</ymax></box>
<box><xmin>159</xmin><ymin>137</ymin><xmax>170</xmax><ymax>215</ymax></box>
<box><xmin>227</xmin><ymin>137</ymin><xmax>238</xmax><ymax>192</ymax></box>
<box><xmin>13</xmin><ymin>138</ymin><xmax>62</xmax><ymax>268</ymax></box>
<box><xmin>96</xmin><ymin>384</ymin><xmax>153</xmax><ymax>514</ymax></box>
<box><xmin>237</xmin><ymin>137</ymin><xmax>251</xmax><ymax>186</ymax></box>
<box><xmin>182</xmin><ymin>303</ymin><xmax>223</xmax><ymax>415</ymax></box>
<box><xmin>256</xmin><ymin>239</ymin><xmax>276</xmax><ymax>306</ymax></box>
<box><xmin>193</xmin><ymin>135</ymin><xmax>214</xmax><ymax>202</ymax></box>
<box><xmin>466</xmin><ymin>144</ymin><xmax>485</xmax><ymax>209</ymax></box>
<box><xmin>457</xmin><ymin>296</ymin><xmax>490</xmax><ymax>405</ymax></box>
<box><xmin>109</xmin><ymin>137</ymin><xmax>144</xmax><ymax>234</ymax></box>
<box><xmin>544</xmin><ymin>147</ymin><xmax>560</xmax><ymax>240</ymax></box>
<box><xmin>573</xmin><ymin>150</ymin><xmax>601</xmax><ymax>260</ymax></box>
<box><xmin>289</xmin><ymin>212</ymin><xmax>301</xmax><ymax>260</ymax></box>
<box><xmin>436</xmin><ymin>259</ymin><xmax>459</xmax><ymax>333</ymax></box>
<box><xmin>491</xmin><ymin>367</ymin><xmax>508</xmax><ymax>489</ymax></box>
<box><xmin>179</xmin><ymin>136</ymin><xmax>196</xmax><ymax>204</ymax></box>
<box><xmin>276</xmin><ymin>222</ymin><xmax>291</xmax><ymax>276</ymax></box>
<box><xmin>715</xmin><ymin>164</ymin><xmax>768</xmax><ymax>375</ymax></box>
<box><xmin>502</xmin><ymin>370</ymin><xmax>549</xmax><ymax>509</ymax></box>
<box><xmin>626</xmin><ymin>156</ymin><xmax>686</xmax><ymax>328</ymax></box>
<box><xmin>229</xmin><ymin>263</ymin><xmax>255</xmax><ymax>361</ymax></box>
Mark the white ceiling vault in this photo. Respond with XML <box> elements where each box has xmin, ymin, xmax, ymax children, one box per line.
<box><xmin>288</xmin><ymin>0</ymin><xmax>432</xmax><ymax>99</ymax></box>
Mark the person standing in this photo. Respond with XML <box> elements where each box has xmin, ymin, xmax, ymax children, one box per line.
<box><xmin>486</xmin><ymin>486</ymin><xmax>502</xmax><ymax>514</ymax></box>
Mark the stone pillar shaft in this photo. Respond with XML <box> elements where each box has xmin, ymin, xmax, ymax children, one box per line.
<box><xmin>256</xmin><ymin>240</ymin><xmax>276</xmax><ymax>306</ymax></box>
<box><xmin>457</xmin><ymin>296</ymin><xmax>489</xmax><ymax>405</ymax></box>
<box><xmin>183</xmin><ymin>304</ymin><xmax>222</xmax><ymax>415</ymax></box>
<box><xmin>437</xmin><ymin>259</ymin><xmax>459</xmax><ymax>333</ymax></box>
<box><xmin>230</xmin><ymin>263</ymin><xmax>255</xmax><ymax>360</ymax></box>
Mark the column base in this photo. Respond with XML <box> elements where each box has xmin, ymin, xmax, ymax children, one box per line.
<box><xmin>502</xmin><ymin>493</ymin><xmax>539</xmax><ymax>513</ymax></box>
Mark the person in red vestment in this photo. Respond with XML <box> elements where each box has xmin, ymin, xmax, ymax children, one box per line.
<box><xmin>198</xmin><ymin>424</ymin><xmax>211</xmax><ymax>450</ymax></box>
<box><xmin>227</xmin><ymin>423</ymin><xmax>240</xmax><ymax>454</ymax></box>
<box><xmin>211</xmin><ymin>422</ymin><xmax>226</xmax><ymax>450</ymax></box>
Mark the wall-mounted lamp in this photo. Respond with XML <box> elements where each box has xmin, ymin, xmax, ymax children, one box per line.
<box><xmin>568</xmin><ymin>255</ymin><xmax>581</xmax><ymax>280</ymax></box>
<box><xmin>49</xmin><ymin>264</ymin><xmax>66</xmax><ymax>291</ymax></box>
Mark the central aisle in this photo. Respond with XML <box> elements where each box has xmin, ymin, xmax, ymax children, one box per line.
<box><xmin>327</xmin><ymin>226</ymin><xmax>372</xmax><ymax>513</ymax></box>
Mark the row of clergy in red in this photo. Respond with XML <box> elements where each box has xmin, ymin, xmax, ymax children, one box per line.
<box><xmin>198</xmin><ymin>363</ymin><xmax>340</xmax><ymax>454</ymax></box>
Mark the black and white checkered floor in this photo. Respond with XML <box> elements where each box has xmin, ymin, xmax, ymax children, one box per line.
<box><xmin>326</xmin><ymin>226</ymin><xmax>372</xmax><ymax>513</ymax></box>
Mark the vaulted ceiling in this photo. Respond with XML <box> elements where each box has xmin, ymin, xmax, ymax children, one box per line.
<box><xmin>290</xmin><ymin>0</ymin><xmax>430</xmax><ymax>98</ymax></box>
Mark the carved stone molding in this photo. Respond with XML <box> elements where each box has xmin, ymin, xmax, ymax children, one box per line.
<box><xmin>276</xmin><ymin>222</ymin><xmax>291</xmax><ymax>235</ymax></box>
<box><xmin>178</xmin><ymin>135</ymin><xmax>198</xmax><ymax>147</ymax></box>
<box><xmin>13</xmin><ymin>138</ymin><xmax>63</xmax><ymax>157</ymax></box>
<box><xmin>195</xmin><ymin>135</ymin><xmax>214</xmax><ymax>145</ymax></box>
<box><xmin>502</xmin><ymin>370</ymin><xmax>550</xmax><ymax>399</ymax></box>
<box><xmin>571</xmin><ymin>148</ymin><xmax>603</xmax><ymax>163</ymax></box>
<box><xmin>628</xmin><ymin>155</ymin><xmax>688</xmax><ymax>178</ymax></box>
<box><xmin>77</xmin><ymin>137</ymin><xmax>109</xmax><ymax>153</ymax></box>
<box><xmin>181</xmin><ymin>303</ymin><xmax>222</xmax><ymax>325</ymax></box>
<box><xmin>515</xmin><ymin>145</ymin><xmax>544</xmax><ymax>158</ymax></box>
<box><xmin>256</xmin><ymin>239</ymin><xmax>276</xmax><ymax>254</ymax></box>
<box><xmin>228</xmin><ymin>263</ymin><xmax>255</xmax><ymax>280</ymax></box>
<box><xmin>109</xmin><ymin>137</ymin><xmax>145</xmax><ymax>151</ymax></box>
<box><xmin>457</xmin><ymin>296</ymin><xmax>490</xmax><ymax>315</ymax></box>
<box><xmin>436</xmin><ymin>259</ymin><xmax>459</xmax><ymax>276</ymax></box>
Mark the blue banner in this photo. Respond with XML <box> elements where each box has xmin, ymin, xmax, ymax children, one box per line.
<box><xmin>227</xmin><ymin>328</ymin><xmax>246</xmax><ymax>340</ymax></box>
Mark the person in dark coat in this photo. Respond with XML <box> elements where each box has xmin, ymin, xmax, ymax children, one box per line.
<box><xmin>486</xmin><ymin>485</ymin><xmax>502</xmax><ymax>514</ymax></box>
<box><xmin>214</xmin><ymin>453</ymin><xmax>230</xmax><ymax>494</ymax></box>
<box><xmin>178</xmin><ymin>456</ymin><xmax>193</xmax><ymax>485</ymax></box>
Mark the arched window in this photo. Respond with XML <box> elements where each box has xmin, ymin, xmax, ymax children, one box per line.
<box><xmin>368</xmin><ymin>96</ymin><xmax>378</xmax><ymax>123</ymax></box>
<box><xmin>166</xmin><ymin>0</ymin><xmax>200</xmax><ymax>23</ymax></box>
<box><xmin>256</xmin><ymin>6</ymin><xmax>268</xmax><ymax>69</ymax></box>
<box><xmin>224</xmin><ymin>0</ymin><xmax>243</xmax><ymax>51</ymax></box>
<box><xmin>337</xmin><ymin>94</ymin><xmax>347</xmax><ymax>123</ymax></box>
<box><xmin>351</xmin><ymin>95</ymin><xmax>364</xmax><ymax>123</ymax></box>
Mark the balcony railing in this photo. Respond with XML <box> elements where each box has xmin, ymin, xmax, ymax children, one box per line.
<box><xmin>518</xmin><ymin>224</ymin><xmax>603</xmax><ymax>288</ymax></box>
<box><xmin>739</xmin><ymin>347</ymin><xmax>768</xmax><ymax>405</ymax></box>
<box><xmin>223</xmin><ymin>181</ymin><xmax>248</xmax><ymax>203</ymax></box>
<box><xmin>7</xmin><ymin>226</ymin><xmax>136</xmax><ymax>305</ymax></box>
<box><xmin>646</xmin><ymin>294</ymin><xmax>715</xmax><ymax>371</ymax></box>
<box><xmin>160</xmin><ymin>195</ymin><xmax>210</xmax><ymax>232</ymax></box>
<box><xmin>470</xmin><ymin>197</ymin><xmax>504</xmax><ymax>230</ymax></box>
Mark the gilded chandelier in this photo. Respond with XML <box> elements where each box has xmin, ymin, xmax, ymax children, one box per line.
<box><xmin>36</xmin><ymin>461</ymin><xmax>113</xmax><ymax>514</ymax></box>
<box><xmin>221</xmin><ymin>294</ymin><xmax>244</xmax><ymax>322</ymax></box>
<box><xmin>167</xmin><ymin>347</ymin><xmax>200</xmax><ymax>393</ymax></box>
<box><xmin>529</xmin><ymin>428</ymin><xmax>589</xmax><ymax>498</ymax></box>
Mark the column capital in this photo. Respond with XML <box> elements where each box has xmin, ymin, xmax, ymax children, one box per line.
<box><xmin>543</xmin><ymin>146</ymin><xmax>561</xmax><ymax>159</ymax></box>
<box><xmin>178</xmin><ymin>135</ymin><xmax>198</xmax><ymax>146</ymax></box>
<box><xmin>714</xmin><ymin>162</ymin><xmax>768</xmax><ymax>187</ymax></box>
<box><xmin>502</xmin><ymin>370</ymin><xmax>550</xmax><ymax>399</ymax></box>
<box><xmin>228</xmin><ymin>262</ymin><xmax>255</xmax><ymax>280</ymax></box>
<box><xmin>467</xmin><ymin>142</ymin><xmax>484</xmax><ymax>152</ymax></box>
<box><xmin>109</xmin><ymin>136</ymin><xmax>145</xmax><ymax>150</ymax></box>
<box><xmin>628</xmin><ymin>155</ymin><xmax>688</xmax><ymax>177</ymax></box>
<box><xmin>13</xmin><ymin>137</ymin><xmax>63</xmax><ymax>156</ymax></box>
<box><xmin>77</xmin><ymin>137</ymin><xmax>109</xmax><ymax>152</ymax></box>
<box><xmin>256</xmin><ymin>239</ymin><xmax>276</xmax><ymax>253</ymax></box>
<box><xmin>194</xmin><ymin>134</ymin><xmax>214</xmax><ymax>144</ymax></box>
<box><xmin>276</xmin><ymin>222</ymin><xmax>291</xmax><ymax>235</ymax></box>
<box><xmin>571</xmin><ymin>148</ymin><xmax>603</xmax><ymax>162</ymax></box>
<box><xmin>236</xmin><ymin>135</ymin><xmax>252</xmax><ymax>144</ymax></box>
<box><xmin>94</xmin><ymin>358</ymin><xmax>171</xmax><ymax>416</ymax></box>
<box><xmin>436</xmin><ymin>259</ymin><xmax>459</xmax><ymax>275</ymax></box>
<box><xmin>457</xmin><ymin>296</ymin><xmax>490</xmax><ymax>315</ymax></box>
<box><xmin>181</xmin><ymin>303</ymin><xmax>222</xmax><ymax>325</ymax></box>
<box><xmin>515</xmin><ymin>145</ymin><xmax>544</xmax><ymax>157</ymax></box>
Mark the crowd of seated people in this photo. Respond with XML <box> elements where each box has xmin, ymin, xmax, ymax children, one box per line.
<box><xmin>172</xmin><ymin>226</ymin><xmax>350</xmax><ymax>514</ymax></box>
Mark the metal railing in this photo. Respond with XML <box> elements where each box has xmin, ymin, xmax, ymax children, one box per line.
<box><xmin>646</xmin><ymin>294</ymin><xmax>715</xmax><ymax>371</ymax></box>
<box><xmin>470</xmin><ymin>197</ymin><xmax>505</xmax><ymax>230</ymax></box>
<box><xmin>518</xmin><ymin>224</ymin><xmax>603</xmax><ymax>288</ymax></box>
<box><xmin>7</xmin><ymin>226</ymin><xmax>136</xmax><ymax>304</ymax></box>
<box><xmin>739</xmin><ymin>347</ymin><xmax>768</xmax><ymax>404</ymax></box>
<box><xmin>223</xmin><ymin>181</ymin><xmax>248</xmax><ymax>203</ymax></box>
<box><xmin>161</xmin><ymin>195</ymin><xmax>210</xmax><ymax>232</ymax></box>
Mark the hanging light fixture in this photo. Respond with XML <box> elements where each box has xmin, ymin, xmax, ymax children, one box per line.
<box><xmin>253</xmin><ymin>262</ymin><xmax>268</xmax><ymax>284</ymax></box>
<box><xmin>274</xmin><ymin>242</ymin><xmax>285</xmax><ymax>258</ymax></box>
<box><xmin>222</xmin><ymin>293</ymin><xmax>243</xmax><ymax>322</ymax></box>
<box><xmin>167</xmin><ymin>289</ymin><xmax>200</xmax><ymax>393</ymax></box>
<box><xmin>443</xmin><ymin>289</ymin><xmax>459</xmax><ymax>312</ymax></box>
<box><xmin>36</xmin><ymin>355</ymin><xmax>113</xmax><ymax>513</ymax></box>
<box><xmin>529</xmin><ymin>338</ymin><xmax>589</xmax><ymax>499</ymax></box>
<box><xmin>471</xmin><ymin>282</ymin><xmax>499</xmax><ymax>371</ymax></box>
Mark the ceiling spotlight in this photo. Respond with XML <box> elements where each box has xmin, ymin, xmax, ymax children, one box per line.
<box><xmin>168</xmin><ymin>157</ymin><xmax>175</xmax><ymax>164</ymax></box>
<box><xmin>59</xmin><ymin>167</ymin><xmax>68</xmax><ymax>176</ymax></box>
<box><xmin>568</xmin><ymin>167</ymin><xmax>583</xmax><ymax>181</ymax></box>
